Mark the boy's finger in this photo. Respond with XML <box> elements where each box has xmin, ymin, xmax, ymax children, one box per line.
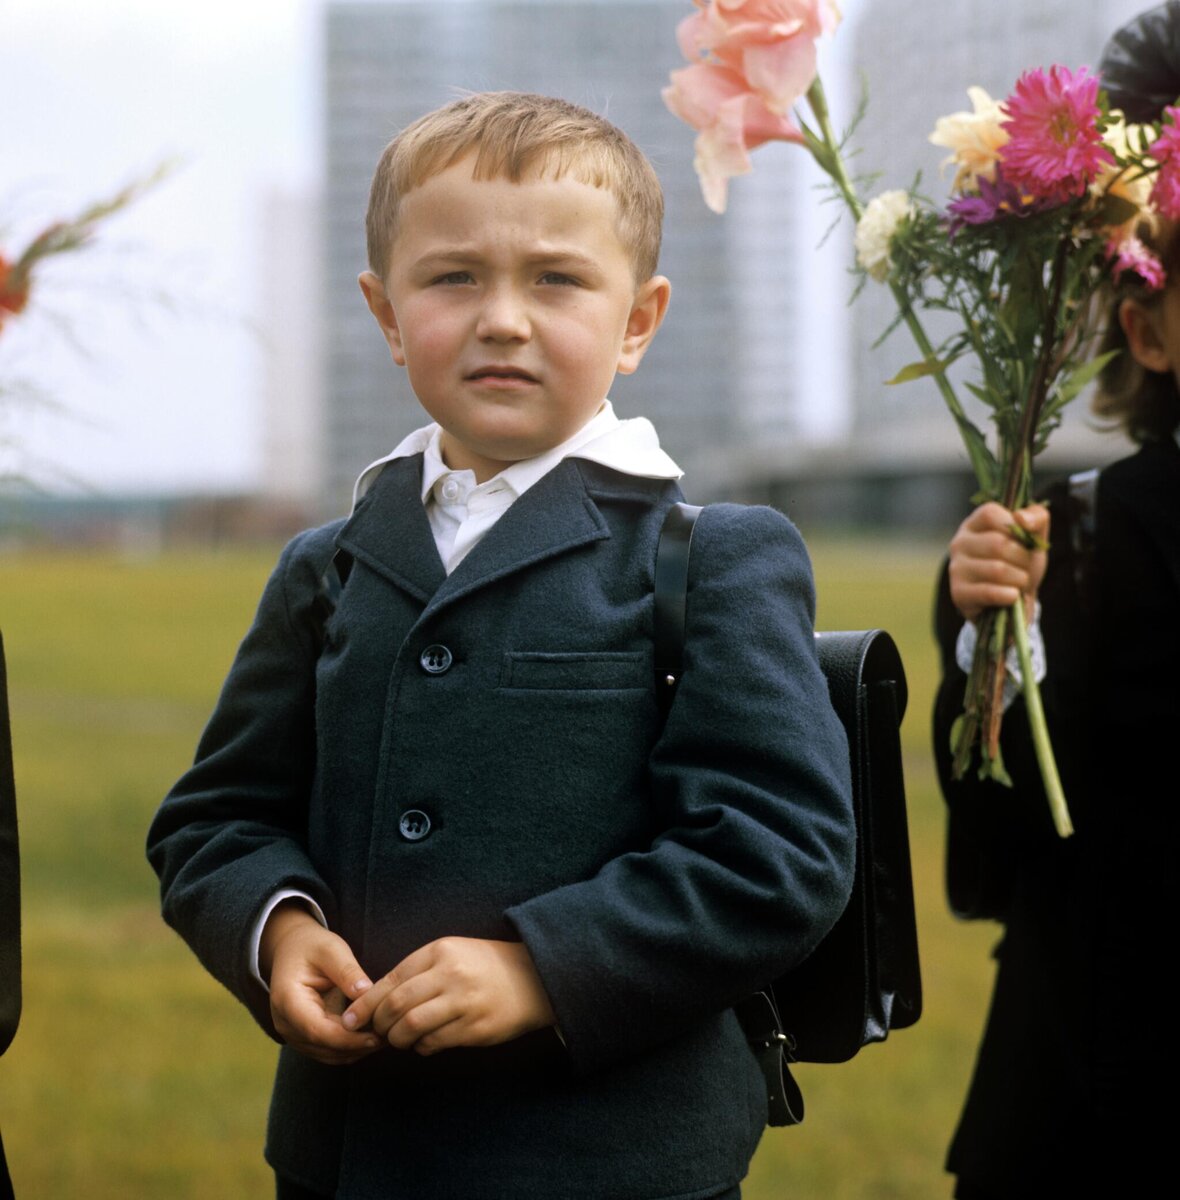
<box><xmin>315</xmin><ymin>943</ymin><xmax>374</xmax><ymax>1001</ymax></box>
<box><xmin>276</xmin><ymin>986</ymin><xmax>382</xmax><ymax>1056</ymax></box>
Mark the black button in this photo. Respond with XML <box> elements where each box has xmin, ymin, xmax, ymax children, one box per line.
<box><xmin>419</xmin><ymin>644</ymin><xmax>453</xmax><ymax>674</ymax></box>
<box><xmin>399</xmin><ymin>809</ymin><xmax>432</xmax><ymax>841</ymax></box>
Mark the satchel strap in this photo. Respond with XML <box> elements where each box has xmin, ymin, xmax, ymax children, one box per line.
<box><xmin>653</xmin><ymin>503</ymin><xmax>702</xmax><ymax>716</ymax></box>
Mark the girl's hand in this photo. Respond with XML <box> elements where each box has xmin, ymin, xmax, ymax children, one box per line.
<box><xmin>948</xmin><ymin>501</ymin><xmax>1050</xmax><ymax>623</ymax></box>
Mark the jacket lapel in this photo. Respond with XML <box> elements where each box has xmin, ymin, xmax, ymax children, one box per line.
<box><xmin>335</xmin><ymin>455</ymin><xmax>446</xmax><ymax>604</ymax></box>
<box><xmin>423</xmin><ymin>458</ymin><xmax>612</xmax><ymax>616</ymax></box>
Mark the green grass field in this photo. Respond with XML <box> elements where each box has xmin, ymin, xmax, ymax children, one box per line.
<box><xmin>0</xmin><ymin>538</ymin><xmax>1000</xmax><ymax>1198</ymax></box>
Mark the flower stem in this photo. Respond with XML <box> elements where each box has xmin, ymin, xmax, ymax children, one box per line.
<box><xmin>805</xmin><ymin>77</ymin><xmax>975</xmax><ymax>444</ymax></box>
<box><xmin>1009</xmin><ymin>599</ymin><xmax>1074</xmax><ymax>837</ymax></box>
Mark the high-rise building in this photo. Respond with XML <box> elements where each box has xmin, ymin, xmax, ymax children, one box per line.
<box><xmin>319</xmin><ymin>0</ymin><xmax>827</xmax><ymax>510</ymax></box>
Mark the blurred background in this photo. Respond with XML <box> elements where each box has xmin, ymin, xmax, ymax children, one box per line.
<box><xmin>0</xmin><ymin>0</ymin><xmax>1150</xmax><ymax>1195</ymax></box>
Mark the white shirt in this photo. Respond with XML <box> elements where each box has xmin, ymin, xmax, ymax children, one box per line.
<box><xmin>250</xmin><ymin>401</ymin><xmax>682</xmax><ymax>984</ymax></box>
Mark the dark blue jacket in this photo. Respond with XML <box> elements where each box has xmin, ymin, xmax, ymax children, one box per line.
<box><xmin>148</xmin><ymin>454</ymin><xmax>854</xmax><ymax>1199</ymax></box>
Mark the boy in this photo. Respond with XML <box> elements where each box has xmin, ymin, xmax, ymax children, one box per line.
<box><xmin>148</xmin><ymin>92</ymin><xmax>854</xmax><ymax>1200</ymax></box>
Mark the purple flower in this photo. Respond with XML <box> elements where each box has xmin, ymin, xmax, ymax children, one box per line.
<box><xmin>946</xmin><ymin>168</ymin><xmax>1046</xmax><ymax>233</ymax></box>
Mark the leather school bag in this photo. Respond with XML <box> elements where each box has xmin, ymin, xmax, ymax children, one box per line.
<box><xmin>655</xmin><ymin>504</ymin><xmax>922</xmax><ymax>1125</ymax></box>
<box><xmin>315</xmin><ymin>500</ymin><xmax>923</xmax><ymax>1127</ymax></box>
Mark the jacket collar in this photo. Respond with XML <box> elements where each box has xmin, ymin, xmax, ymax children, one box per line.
<box><xmin>335</xmin><ymin>456</ymin><xmax>646</xmax><ymax>611</ymax></box>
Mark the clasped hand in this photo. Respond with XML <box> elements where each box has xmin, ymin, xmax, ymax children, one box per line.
<box><xmin>948</xmin><ymin>501</ymin><xmax>1051</xmax><ymax>623</ymax></box>
<box><xmin>262</xmin><ymin>903</ymin><xmax>556</xmax><ymax>1064</ymax></box>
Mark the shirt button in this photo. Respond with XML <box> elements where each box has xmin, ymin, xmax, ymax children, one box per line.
<box><xmin>440</xmin><ymin>477</ymin><xmax>462</xmax><ymax>502</ymax></box>
<box><xmin>419</xmin><ymin>644</ymin><xmax>453</xmax><ymax>674</ymax></box>
<box><xmin>399</xmin><ymin>809</ymin><xmax>432</xmax><ymax>841</ymax></box>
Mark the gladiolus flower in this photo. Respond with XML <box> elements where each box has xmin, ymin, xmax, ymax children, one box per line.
<box><xmin>999</xmin><ymin>66</ymin><xmax>1113</xmax><ymax>205</ymax></box>
<box><xmin>664</xmin><ymin>62</ymin><xmax>805</xmax><ymax>212</ymax></box>
<box><xmin>1106</xmin><ymin>234</ymin><xmax>1166</xmax><ymax>290</ymax></box>
<box><xmin>854</xmin><ymin>190</ymin><xmax>914</xmax><ymax>281</ymax></box>
<box><xmin>665</xmin><ymin>1</ymin><xmax>840</xmax><ymax>211</ymax></box>
<box><xmin>930</xmin><ymin>86</ymin><xmax>1009</xmax><ymax>193</ymax></box>
<box><xmin>0</xmin><ymin>254</ymin><xmax>30</xmax><ymax>332</ymax></box>
<box><xmin>1147</xmin><ymin>108</ymin><xmax>1180</xmax><ymax>219</ymax></box>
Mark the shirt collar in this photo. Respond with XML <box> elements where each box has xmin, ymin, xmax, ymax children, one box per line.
<box><xmin>351</xmin><ymin>399</ymin><xmax>682</xmax><ymax>510</ymax></box>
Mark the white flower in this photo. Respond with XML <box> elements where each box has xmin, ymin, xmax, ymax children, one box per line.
<box><xmin>929</xmin><ymin>86</ymin><xmax>1007</xmax><ymax>193</ymax></box>
<box><xmin>855</xmin><ymin>190</ymin><xmax>915</xmax><ymax>282</ymax></box>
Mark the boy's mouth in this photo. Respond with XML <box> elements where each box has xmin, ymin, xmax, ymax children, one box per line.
<box><xmin>466</xmin><ymin>365</ymin><xmax>538</xmax><ymax>383</ymax></box>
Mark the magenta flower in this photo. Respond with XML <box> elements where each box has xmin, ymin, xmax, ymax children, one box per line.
<box><xmin>998</xmin><ymin>66</ymin><xmax>1113</xmax><ymax>205</ymax></box>
<box><xmin>1148</xmin><ymin>108</ymin><xmax>1180</xmax><ymax>220</ymax></box>
<box><xmin>1106</xmin><ymin>235</ymin><xmax>1166</xmax><ymax>290</ymax></box>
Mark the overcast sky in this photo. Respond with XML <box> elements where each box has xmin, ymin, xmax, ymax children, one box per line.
<box><xmin>1</xmin><ymin>0</ymin><xmax>319</xmax><ymax>494</ymax></box>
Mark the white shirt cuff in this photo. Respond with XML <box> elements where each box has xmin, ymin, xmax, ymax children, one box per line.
<box><xmin>954</xmin><ymin>603</ymin><xmax>1045</xmax><ymax>713</ymax></box>
<box><xmin>249</xmin><ymin>889</ymin><xmax>328</xmax><ymax>990</ymax></box>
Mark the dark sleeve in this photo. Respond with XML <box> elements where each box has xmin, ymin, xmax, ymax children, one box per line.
<box><xmin>507</xmin><ymin>504</ymin><xmax>856</xmax><ymax>1076</ymax></box>
<box><xmin>931</xmin><ymin>487</ymin><xmax>1089</xmax><ymax>920</ymax></box>
<box><xmin>0</xmin><ymin>632</ymin><xmax>20</xmax><ymax>1056</ymax></box>
<box><xmin>145</xmin><ymin>524</ymin><xmax>342</xmax><ymax>1035</ymax></box>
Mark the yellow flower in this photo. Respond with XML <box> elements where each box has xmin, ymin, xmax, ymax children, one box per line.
<box><xmin>929</xmin><ymin>86</ymin><xmax>1008</xmax><ymax>193</ymax></box>
<box><xmin>1093</xmin><ymin>112</ymin><xmax>1158</xmax><ymax>242</ymax></box>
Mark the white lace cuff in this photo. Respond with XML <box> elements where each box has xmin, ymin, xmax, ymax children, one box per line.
<box><xmin>954</xmin><ymin>603</ymin><xmax>1045</xmax><ymax>712</ymax></box>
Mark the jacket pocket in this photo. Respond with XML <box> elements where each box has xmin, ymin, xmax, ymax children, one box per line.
<box><xmin>498</xmin><ymin>651</ymin><xmax>648</xmax><ymax>691</ymax></box>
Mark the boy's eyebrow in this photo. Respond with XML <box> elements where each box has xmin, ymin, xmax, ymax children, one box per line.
<box><xmin>410</xmin><ymin>246</ymin><xmax>603</xmax><ymax>271</ymax></box>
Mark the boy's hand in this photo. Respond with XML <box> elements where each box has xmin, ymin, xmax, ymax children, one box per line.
<box><xmin>261</xmin><ymin>900</ymin><xmax>381</xmax><ymax>1065</ymax></box>
<box><xmin>949</xmin><ymin>501</ymin><xmax>1050</xmax><ymax>623</ymax></box>
<box><xmin>340</xmin><ymin>937</ymin><xmax>556</xmax><ymax>1056</ymax></box>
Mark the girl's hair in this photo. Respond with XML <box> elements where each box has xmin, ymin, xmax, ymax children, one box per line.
<box><xmin>1094</xmin><ymin>225</ymin><xmax>1180</xmax><ymax>442</ymax></box>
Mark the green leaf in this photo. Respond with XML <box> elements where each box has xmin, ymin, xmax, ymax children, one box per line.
<box><xmin>884</xmin><ymin>358</ymin><xmax>952</xmax><ymax>385</ymax></box>
<box><xmin>978</xmin><ymin>743</ymin><xmax>1014</xmax><ymax>787</ymax></box>
<box><xmin>1093</xmin><ymin>192</ymin><xmax>1141</xmax><ymax>229</ymax></box>
<box><xmin>1046</xmin><ymin>349</ymin><xmax>1120</xmax><ymax>411</ymax></box>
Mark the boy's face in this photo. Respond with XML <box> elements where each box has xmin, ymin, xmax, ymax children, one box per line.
<box><xmin>359</xmin><ymin>154</ymin><xmax>670</xmax><ymax>482</ymax></box>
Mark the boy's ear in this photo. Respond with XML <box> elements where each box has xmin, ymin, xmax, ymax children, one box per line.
<box><xmin>617</xmin><ymin>275</ymin><xmax>672</xmax><ymax>376</ymax></box>
<box><xmin>358</xmin><ymin>270</ymin><xmax>406</xmax><ymax>366</ymax></box>
<box><xmin>1119</xmin><ymin>297</ymin><xmax>1171</xmax><ymax>374</ymax></box>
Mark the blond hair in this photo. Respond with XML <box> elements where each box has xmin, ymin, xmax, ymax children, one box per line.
<box><xmin>365</xmin><ymin>92</ymin><xmax>664</xmax><ymax>283</ymax></box>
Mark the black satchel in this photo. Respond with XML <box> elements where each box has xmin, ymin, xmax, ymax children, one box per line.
<box><xmin>654</xmin><ymin>503</ymin><xmax>922</xmax><ymax>1125</ymax></box>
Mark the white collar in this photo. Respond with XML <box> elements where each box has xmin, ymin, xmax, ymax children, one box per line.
<box><xmin>351</xmin><ymin>399</ymin><xmax>682</xmax><ymax>510</ymax></box>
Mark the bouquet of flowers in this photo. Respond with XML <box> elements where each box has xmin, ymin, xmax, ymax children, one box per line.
<box><xmin>663</xmin><ymin>1</ymin><xmax>1180</xmax><ymax>838</ymax></box>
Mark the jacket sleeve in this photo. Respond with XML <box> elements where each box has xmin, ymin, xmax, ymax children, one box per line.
<box><xmin>506</xmin><ymin>503</ymin><xmax>856</xmax><ymax>1076</ymax></box>
<box><xmin>146</xmin><ymin>525</ymin><xmax>342</xmax><ymax>1035</ymax></box>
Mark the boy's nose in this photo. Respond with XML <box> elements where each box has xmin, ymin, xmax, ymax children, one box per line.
<box><xmin>476</xmin><ymin>286</ymin><xmax>530</xmax><ymax>342</ymax></box>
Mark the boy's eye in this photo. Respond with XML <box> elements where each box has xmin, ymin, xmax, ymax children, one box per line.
<box><xmin>431</xmin><ymin>271</ymin><xmax>474</xmax><ymax>285</ymax></box>
<box><xmin>538</xmin><ymin>271</ymin><xmax>579</xmax><ymax>286</ymax></box>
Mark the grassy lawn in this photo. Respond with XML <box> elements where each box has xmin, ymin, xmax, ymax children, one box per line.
<box><xmin>0</xmin><ymin>537</ymin><xmax>999</xmax><ymax>1198</ymax></box>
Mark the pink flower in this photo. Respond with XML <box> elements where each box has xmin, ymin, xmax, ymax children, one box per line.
<box><xmin>998</xmin><ymin>66</ymin><xmax>1113</xmax><ymax>205</ymax></box>
<box><xmin>1147</xmin><ymin>108</ymin><xmax>1180</xmax><ymax>219</ymax></box>
<box><xmin>665</xmin><ymin>1</ymin><xmax>840</xmax><ymax>211</ymax></box>
<box><xmin>663</xmin><ymin>62</ymin><xmax>805</xmax><ymax>211</ymax></box>
<box><xmin>1106</xmin><ymin>235</ymin><xmax>1166</xmax><ymax>290</ymax></box>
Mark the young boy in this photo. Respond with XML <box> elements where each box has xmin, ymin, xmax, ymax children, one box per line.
<box><xmin>148</xmin><ymin>92</ymin><xmax>854</xmax><ymax>1200</ymax></box>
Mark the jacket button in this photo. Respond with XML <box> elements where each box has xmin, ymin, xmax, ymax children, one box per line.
<box><xmin>398</xmin><ymin>809</ymin><xmax>432</xmax><ymax>841</ymax></box>
<box><xmin>419</xmin><ymin>644</ymin><xmax>453</xmax><ymax>674</ymax></box>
